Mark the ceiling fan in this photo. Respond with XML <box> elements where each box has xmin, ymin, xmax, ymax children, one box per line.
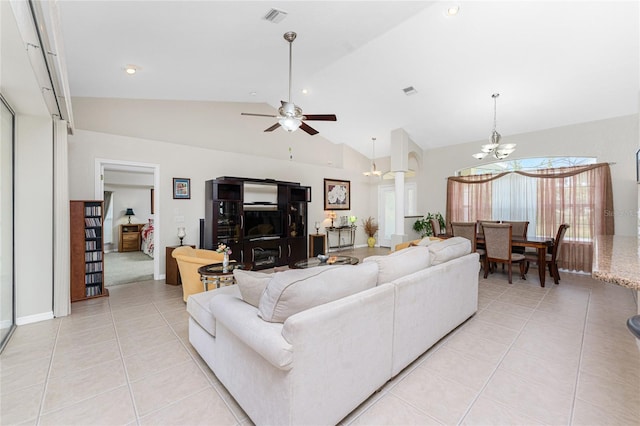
<box><xmin>241</xmin><ymin>31</ymin><xmax>337</xmax><ymax>135</ymax></box>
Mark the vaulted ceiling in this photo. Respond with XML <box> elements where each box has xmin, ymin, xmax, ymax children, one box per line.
<box><xmin>55</xmin><ymin>1</ymin><xmax>639</xmax><ymax>158</ymax></box>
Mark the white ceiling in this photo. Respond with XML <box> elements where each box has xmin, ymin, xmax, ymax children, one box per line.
<box><xmin>55</xmin><ymin>1</ymin><xmax>639</xmax><ymax>158</ymax></box>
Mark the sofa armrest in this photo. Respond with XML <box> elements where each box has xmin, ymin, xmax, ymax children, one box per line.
<box><xmin>210</xmin><ymin>294</ymin><xmax>294</xmax><ymax>370</ymax></box>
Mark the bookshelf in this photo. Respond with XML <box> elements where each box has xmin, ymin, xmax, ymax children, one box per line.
<box><xmin>70</xmin><ymin>200</ymin><xmax>109</xmax><ymax>302</ymax></box>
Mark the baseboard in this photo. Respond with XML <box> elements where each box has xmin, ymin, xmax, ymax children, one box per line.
<box><xmin>16</xmin><ymin>311</ymin><xmax>54</xmax><ymax>325</ymax></box>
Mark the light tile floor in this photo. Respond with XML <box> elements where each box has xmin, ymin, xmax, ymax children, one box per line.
<box><xmin>1</xmin><ymin>248</ymin><xmax>639</xmax><ymax>425</ymax></box>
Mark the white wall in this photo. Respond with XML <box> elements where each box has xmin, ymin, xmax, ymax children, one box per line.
<box><xmin>418</xmin><ymin>115</ymin><xmax>639</xmax><ymax>236</ymax></box>
<box><xmin>68</xmin><ymin>129</ymin><xmax>378</xmax><ymax>276</ymax></box>
<box><xmin>2</xmin><ymin>2</ymin><xmax>55</xmax><ymax>324</ymax></box>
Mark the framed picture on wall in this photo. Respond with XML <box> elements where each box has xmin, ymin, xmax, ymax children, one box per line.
<box><xmin>324</xmin><ymin>178</ymin><xmax>350</xmax><ymax>210</ymax></box>
<box><xmin>173</xmin><ymin>178</ymin><xmax>191</xmax><ymax>199</ymax></box>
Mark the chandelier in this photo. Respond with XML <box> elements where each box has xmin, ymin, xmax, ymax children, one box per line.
<box><xmin>363</xmin><ymin>137</ymin><xmax>382</xmax><ymax>176</ymax></box>
<box><xmin>472</xmin><ymin>93</ymin><xmax>516</xmax><ymax>160</ymax></box>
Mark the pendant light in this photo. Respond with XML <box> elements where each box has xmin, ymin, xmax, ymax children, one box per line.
<box><xmin>472</xmin><ymin>93</ymin><xmax>516</xmax><ymax>160</ymax></box>
<box><xmin>363</xmin><ymin>137</ymin><xmax>382</xmax><ymax>176</ymax></box>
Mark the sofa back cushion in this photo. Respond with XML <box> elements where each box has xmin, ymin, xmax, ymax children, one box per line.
<box><xmin>363</xmin><ymin>246</ymin><xmax>430</xmax><ymax>285</ymax></box>
<box><xmin>428</xmin><ymin>237</ymin><xmax>471</xmax><ymax>265</ymax></box>
<box><xmin>233</xmin><ymin>269</ymin><xmax>272</xmax><ymax>307</ymax></box>
<box><xmin>258</xmin><ymin>262</ymin><xmax>379</xmax><ymax>323</ymax></box>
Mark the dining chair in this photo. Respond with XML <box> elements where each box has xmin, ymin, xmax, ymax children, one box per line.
<box><xmin>524</xmin><ymin>223</ymin><xmax>570</xmax><ymax>284</ymax></box>
<box><xmin>451</xmin><ymin>221</ymin><xmax>486</xmax><ymax>268</ymax></box>
<box><xmin>430</xmin><ymin>218</ymin><xmax>446</xmax><ymax>237</ymax></box>
<box><xmin>501</xmin><ymin>221</ymin><xmax>529</xmax><ymax>253</ymax></box>
<box><xmin>482</xmin><ymin>223</ymin><xmax>526</xmax><ymax>284</ymax></box>
<box><xmin>476</xmin><ymin>220</ymin><xmax>500</xmax><ymax>237</ymax></box>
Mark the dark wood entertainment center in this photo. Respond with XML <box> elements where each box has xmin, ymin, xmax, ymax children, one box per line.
<box><xmin>204</xmin><ymin>177</ymin><xmax>310</xmax><ymax>270</ymax></box>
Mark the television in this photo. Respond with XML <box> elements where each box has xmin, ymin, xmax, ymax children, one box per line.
<box><xmin>244</xmin><ymin>209</ymin><xmax>283</xmax><ymax>239</ymax></box>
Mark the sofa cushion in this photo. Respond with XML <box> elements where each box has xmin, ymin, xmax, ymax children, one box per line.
<box><xmin>233</xmin><ymin>269</ymin><xmax>272</xmax><ymax>307</ymax></box>
<box><xmin>258</xmin><ymin>262</ymin><xmax>379</xmax><ymax>323</ymax></box>
<box><xmin>363</xmin><ymin>246</ymin><xmax>431</xmax><ymax>285</ymax></box>
<box><xmin>186</xmin><ymin>285</ymin><xmax>241</xmax><ymax>336</ymax></box>
<box><xmin>417</xmin><ymin>237</ymin><xmax>440</xmax><ymax>247</ymax></box>
<box><xmin>428</xmin><ymin>237</ymin><xmax>472</xmax><ymax>265</ymax></box>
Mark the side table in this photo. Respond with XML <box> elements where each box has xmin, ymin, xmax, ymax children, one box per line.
<box><xmin>198</xmin><ymin>262</ymin><xmax>252</xmax><ymax>291</ymax></box>
<box><xmin>309</xmin><ymin>234</ymin><xmax>326</xmax><ymax>257</ymax></box>
<box><xmin>166</xmin><ymin>245</ymin><xmax>195</xmax><ymax>285</ymax></box>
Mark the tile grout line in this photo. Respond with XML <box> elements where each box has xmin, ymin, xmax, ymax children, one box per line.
<box><xmin>456</xmin><ymin>284</ymin><xmax>547</xmax><ymax>425</ymax></box>
<box><xmin>110</xmin><ymin>297</ymin><xmax>143</xmax><ymax>426</ymax></box>
<box><xmin>35</xmin><ymin>317</ymin><xmax>63</xmax><ymax>425</ymax></box>
<box><xmin>160</xmin><ymin>299</ymin><xmax>248</xmax><ymax>424</ymax></box>
<box><xmin>568</xmin><ymin>287</ymin><xmax>591</xmax><ymax>425</ymax></box>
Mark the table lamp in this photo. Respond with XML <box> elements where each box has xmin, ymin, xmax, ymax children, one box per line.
<box><xmin>328</xmin><ymin>211</ymin><xmax>337</xmax><ymax>228</ymax></box>
<box><xmin>125</xmin><ymin>208</ymin><xmax>135</xmax><ymax>224</ymax></box>
<box><xmin>177</xmin><ymin>227</ymin><xmax>186</xmax><ymax>246</ymax></box>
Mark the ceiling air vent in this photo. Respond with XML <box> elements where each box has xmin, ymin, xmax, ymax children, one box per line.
<box><xmin>263</xmin><ymin>8</ymin><xmax>288</xmax><ymax>23</ymax></box>
<box><xmin>403</xmin><ymin>86</ymin><xmax>418</xmax><ymax>96</ymax></box>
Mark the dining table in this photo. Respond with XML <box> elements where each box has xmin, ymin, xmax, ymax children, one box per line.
<box><xmin>476</xmin><ymin>235</ymin><xmax>555</xmax><ymax>287</ymax></box>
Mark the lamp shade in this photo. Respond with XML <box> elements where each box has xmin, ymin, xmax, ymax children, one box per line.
<box><xmin>125</xmin><ymin>208</ymin><xmax>135</xmax><ymax>216</ymax></box>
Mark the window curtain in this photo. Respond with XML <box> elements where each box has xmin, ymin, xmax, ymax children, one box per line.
<box><xmin>447</xmin><ymin>163</ymin><xmax>614</xmax><ymax>272</ymax></box>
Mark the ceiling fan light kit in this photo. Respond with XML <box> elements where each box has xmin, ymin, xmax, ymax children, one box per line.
<box><xmin>241</xmin><ymin>31</ymin><xmax>337</xmax><ymax>135</ymax></box>
<box><xmin>473</xmin><ymin>93</ymin><xmax>516</xmax><ymax>160</ymax></box>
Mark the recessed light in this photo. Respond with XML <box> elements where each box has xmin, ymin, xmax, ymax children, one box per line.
<box><xmin>446</xmin><ymin>6</ymin><xmax>460</xmax><ymax>16</ymax></box>
<box><xmin>124</xmin><ymin>64</ymin><xmax>140</xmax><ymax>75</ymax></box>
<box><xmin>301</xmin><ymin>89</ymin><xmax>308</xmax><ymax>95</ymax></box>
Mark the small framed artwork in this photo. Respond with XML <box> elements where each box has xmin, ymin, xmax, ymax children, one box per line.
<box><xmin>173</xmin><ymin>178</ymin><xmax>191</xmax><ymax>199</ymax></box>
<box><xmin>324</xmin><ymin>178</ymin><xmax>350</xmax><ymax>210</ymax></box>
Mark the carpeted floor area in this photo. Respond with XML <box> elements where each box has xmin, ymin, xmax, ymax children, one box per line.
<box><xmin>104</xmin><ymin>251</ymin><xmax>153</xmax><ymax>286</ymax></box>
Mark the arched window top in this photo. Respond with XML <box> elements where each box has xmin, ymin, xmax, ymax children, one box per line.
<box><xmin>457</xmin><ymin>157</ymin><xmax>597</xmax><ymax>176</ymax></box>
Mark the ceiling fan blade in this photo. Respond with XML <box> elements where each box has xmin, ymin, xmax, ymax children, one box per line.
<box><xmin>302</xmin><ymin>114</ymin><xmax>337</xmax><ymax>121</ymax></box>
<box><xmin>300</xmin><ymin>122</ymin><xmax>319</xmax><ymax>135</ymax></box>
<box><xmin>241</xmin><ymin>112</ymin><xmax>278</xmax><ymax>118</ymax></box>
<box><xmin>264</xmin><ymin>123</ymin><xmax>281</xmax><ymax>132</ymax></box>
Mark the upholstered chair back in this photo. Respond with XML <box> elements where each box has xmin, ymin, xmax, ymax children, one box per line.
<box><xmin>502</xmin><ymin>221</ymin><xmax>529</xmax><ymax>238</ymax></box>
<box><xmin>451</xmin><ymin>222</ymin><xmax>477</xmax><ymax>251</ymax></box>
<box><xmin>482</xmin><ymin>223</ymin><xmax>513</xmax><ymax>261</ymax></box>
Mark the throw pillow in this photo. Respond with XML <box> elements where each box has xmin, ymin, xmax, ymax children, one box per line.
<box><xmin>257</xmin><ymin>262</ymin><xmax>378</xmax><ymax>323</ymax></box>
<box><xmin>428</xmin><ymin>237</ymin><xmax>471</xmax><ymax>265</ymax></box>
<box><xmin>417</xmin><ymin>237</ymin><xmax>440</xmax><ymax>247</ymax></box>
<box><xmin>364</xmin><ymin>246</ymin><xmax>430</xmax><ymax>285</ymax></box>
<box><xmin>233</xmin><ymin>269</ymin><xmax>272</xmax><ymax>307</ymax></box>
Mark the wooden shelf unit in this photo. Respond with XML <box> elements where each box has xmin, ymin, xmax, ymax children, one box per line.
<box><xmin>119</xmin><ymin>223</ymin><xmax>144</xmax><ymax>252</ymax></box>
<box><xmin>70</xmin><ymin>200</ymin><xmax>108</xmax><ymax>302</ymax></box>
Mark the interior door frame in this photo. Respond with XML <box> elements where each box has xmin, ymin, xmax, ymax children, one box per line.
<box><xmin>94</xmin><ymin>158</ymin><xmax>160</xmax><ymax>280</ymax></box>
<box><xmin>378</xmin><ymin>181</ymin><xmax>418</xmax><ymax>248</ymax></box>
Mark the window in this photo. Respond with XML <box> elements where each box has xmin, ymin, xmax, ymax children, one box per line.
<box><xmin>458</xmin><ymin>156</ymin><xmax>596</xmax><ymax>176</ymax></box>
<box><xmin>446</xmin><ymin>162</ymin><xmax>613</xmax><ymax>272</ymax></box>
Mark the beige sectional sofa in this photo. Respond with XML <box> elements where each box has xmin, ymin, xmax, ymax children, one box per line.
<box><xmin>187</xmin><ymin>237</ymin><xmax>479</xmax><ymax>425</ymax></box>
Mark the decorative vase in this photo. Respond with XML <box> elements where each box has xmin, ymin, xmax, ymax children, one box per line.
<box><xmin>223</xmin><ymin>253</ymin><xmax>229</xmax><ymax>272</ymax></box>
<box><xmin>367</xmin><ymin>237</ymin><xmax>376</xmax><ymax>248</ymax></box>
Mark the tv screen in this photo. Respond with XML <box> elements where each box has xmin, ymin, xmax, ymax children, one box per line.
<box><xmin>244</xmin><ymin>210</ymin><xmax>282</xmax><ymax>238</ymax></box>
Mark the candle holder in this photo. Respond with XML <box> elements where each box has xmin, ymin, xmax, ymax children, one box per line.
<box><xmin>177</xmin><ymin>227</ymin><xmax>186</xmax><ymax>246</ymax></box>
<box><xmin>314</xmin><ymin>221</ymin><xmax>320</xmax><ymax>234</ymax></box>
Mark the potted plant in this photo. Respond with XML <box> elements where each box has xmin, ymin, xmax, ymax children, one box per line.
<box><xmin>413</xmin><ymin>212</ymin><xmax>445</xmax><ymax>237</ymax></box>
<box><xmin>362</xmin><ymin>216</ymin><xmax>379</xmax><ymax>248</ymax></box>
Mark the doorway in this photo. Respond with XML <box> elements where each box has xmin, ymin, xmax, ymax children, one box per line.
<box><xmin>94</xmin><ymin>159</ymin><xmax>160</xmax><ymax>281</ymax></box>
<box><xmin>377</xmin><ymin>182</ymin><xmax>417</xmax><ymax>247</ymax></box>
